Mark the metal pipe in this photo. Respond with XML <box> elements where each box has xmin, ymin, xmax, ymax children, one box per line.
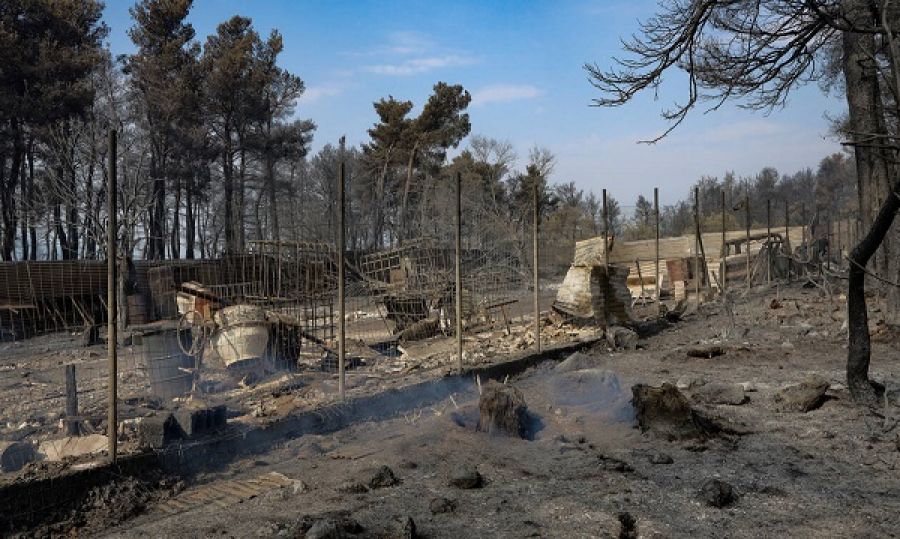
<box><xmin>338</xmin><ymin>162</ymin><xmax>346</xmax><ymax>400</ymax></box>
<box><xmin>745</xmin><ymin>189</ymin><xmax>751</xmax><ymax>289</ymax></box>
<box><xmin>602</xmin><ymin>188</ymin><xmax>609</xmax><ymax>327</ymax></box>
<box><xmin>766</xmin><ymin>198</ymin><xmax>771</xmax><ymax>285</ymax></box>
<box><xmin>532</xmin><ymin>179</ymin><xmax>540</xmax><ymax>352</ymax></box>
<box><xmin>654</xmin><ymin>187</ymin><xmax>660</xmax><ymax>303</ymax></box>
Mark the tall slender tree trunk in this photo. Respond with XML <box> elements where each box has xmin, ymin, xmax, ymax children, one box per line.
<box><xmin>19</xmin><ymin>144</ymin><xmax>28</xmax><ymax>260</ymax></box>
<box><xmin>842</xmin><ymin>12</ymin><xmax>897</xmax><ymax>402</ymax></box>
<box><xmin>170</xmin><ymin>175</ymin><xmax>181</xmax><ymax>259</ymax></box>
<box><xmin>65</xmin><ymin>127</ymin><xmax>79</xmax><ymax>260</ymax></box>
<box><xmin>266</xmin><ymin>154</ymin><xmax>279</xmax><ymax>242</ymax></box>
<box><xmin>238</xmin><ymin>146</ymin><xmax>246</xmax><ymax>252</ymax></box>
<box><xmin>223</xmin><ymin>142</ymin><xmax>235</xmax><ymax>255</ymax></box>
<box><xmin>1</xmin><ymin>121</ymin><xmax>23</xmax><ymax>261</ymax></box>
<box><xmin>185</xmin><ymin>173</ymin><xmax>195</xmax><ymax>259</ymax></box>
<box><xmin>398</xmin><ymin>141</ymin><xmax>419</xmax><ymax>244</ymax></box>
<box><xmin>373</xmin><ymin>147</ymin><xmax>393</xmax><ymax>249</ymax></box>
<box><xmin>27</xmin><ymin>142</ymin><xmax>36</xmax><ymax>260</ymax></box>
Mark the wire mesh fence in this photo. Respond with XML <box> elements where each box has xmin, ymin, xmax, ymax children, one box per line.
<box><xmin>0</xmin><ymin>179</ymin><xmax>855</xmax><ymax>479</ymax></box>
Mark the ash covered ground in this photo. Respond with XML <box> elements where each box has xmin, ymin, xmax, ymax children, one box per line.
<box><xmin>20</xmin><ymin>283</ymin><xmax>900</xmax><ymax>537</ymax></box>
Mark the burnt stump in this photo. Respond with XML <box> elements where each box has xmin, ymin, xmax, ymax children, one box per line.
<box><xmin>476</xmin><ymin>381</ymin><xmax>528</xmax><ymax>438</ymax></box>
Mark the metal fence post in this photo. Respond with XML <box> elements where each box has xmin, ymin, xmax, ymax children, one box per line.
<box><xmin>693</xmin><ymin>187</ymin><xmax>701</xmax><ymax>302</ymax></box>
<box><xmin>721</xmin><ymin>189</ymin><xmax>726</xmax><ymax>294</ymax></box>
<box><xmin>745</xmin><ymin>189</ymin><xmax>751</xmax><ymax>290</ymax></box>
<box><xmin>107</xmin><ymin>128</ymin><xmax>118</xmax><ymax>463</ymax></box>
<box><xmin>766</xmin><ymin>198</ymin><xmax>771</xmax><ymax>285</ymax></box>
<box><xmin>457</xmin><ymin>172</ymin><xmax>465</xmax><ymax>365</ymax></box>
<box><xmin>654</xmin><ymin>187</ymin><xmax>660</xmax><ymax>302</ymax></box>
<box><xmin>338</xmin><ymin>162</ymin><xmax>346</xmax><ymax>400</ymax></box>
<box><xmin>602</xmin><ymin>189</ymin><xmax>609</xmax><ymax>327</ymax></box>
<box><xmin>532</xmin><ymin>179</ymin><xmax>540</xmax><ymax>352</ymax></box>
<box><xmin>785</xmin><ymin>201</ymin><xmax>791</xmax><ymax>282</ymax></box>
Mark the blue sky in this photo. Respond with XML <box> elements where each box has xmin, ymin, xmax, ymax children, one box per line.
<box><xmin>102</xmin><ymin>0</ymin><xmax>846</xmax><ymax>206</ymax></box>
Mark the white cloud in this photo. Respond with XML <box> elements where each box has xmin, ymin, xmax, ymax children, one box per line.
<box><xmin>383</xmin><ymin>31</ymin><xmax>432</xmax><ymax>55</ymax></box>
<box><xmin>365</xmin><ymin>54</ymin><xmax>475</xmax><ymax>76</ymax></box>
<box><xmin>301</xmin><ymin>82</ymin><xmax>346</xmax><ymax>104</ymax></box>
<box><xmin>345</xmin><ymin>31</ymin><xmax>432</xmax><ymax>58</ymax></box>
<box><xmin>471</xmin><ymin>84</ymin><xmax>543</xmax><ymax>106</ymax></box>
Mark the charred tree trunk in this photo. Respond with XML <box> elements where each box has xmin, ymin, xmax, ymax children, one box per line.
<box><xmin>847</xmin><ymin>178</ymin><xmax>900</xmax><ymax>404</ymax></box>
<box><xmin>266</xmin><ymin>153</ymin><xmax>279</xmax><ymax>243</ymax></box>
<box><xmin>65</xmin><ymin>132</ymin><xmax>78</xmax><ymax>260</ymax></box>
<box><xmin>1</xmin><ymin>121</ymin><xmax>22</xmax><ymax>261</ymax></box>
<box><xmin>19</xmin><ymin>143</ymin><xmax>28</xmax><ymax>260</ymax></box>
<box><xmin>237</xmin><ymin>146</ymin><xmax>246</xmax><ymax>252</ymax></box>
<box><xmin>223</xmin><ymin>144</ymin><xmax>235</xmax><ymax>255</ymax></box>
<box><xmin>170</xmin><ymin>174</ymin><xmax>181</xmax><ymax>259</ymax></box>
<box><xmin>148</xmin><ymin>145</ymin><xmax>166</xmax><ymax>260</ymax></box>
<box><xmin>842</xmin><ymin>12</ymin><xmax>898</xmax><ymax>403</ymax></box>
<box><xmin>185</xmin><ymin>173</ymin><xmax>195</xmax><ymax>259</ymax></box>
<box><xmin>27</xmin><ymin>142</ymin><xmax>36</xmax><ymax>260</ymax></box>
<box><xmin>398</xmin><ymin>142</ymin><xmax>418</xmax><ymax>244</ymax></box>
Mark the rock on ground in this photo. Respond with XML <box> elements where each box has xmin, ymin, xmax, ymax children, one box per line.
<box><xmin>555</xmin><ymin>351</ymin><xmax>606</xmax><ymax>373</ymax></box>
<box><xmin>449</xmin><ymin>464</ymin><xmax>484</xmax><ymax>489</ymax></box>
<box><xmin>429</xmin><ymin>497</ymin><xmax>457</xmax><ymax>514</ymax></box>
<box><xmin>606</xmin><ymin>326</ymin><xmax>638</xmax><ymax>350</ymax></box>
<box><xmin>389</xmin><ymin>516</ymin><xmax>416</xmax><ymax>539</ymax></box>
<box><xmin>774</xmin><ymin>375</ymin><xmax>830</xmax><ymax>412</ymax></box>
<box><xmin>477</xmin><ymin>381</ymin><xmax>528</xmax><ymax>438</ymax></box>
<box><xmin>367</xmin><ymin>465</ymin><xmax>399</xmax><ymax>489</ymax></box>
<box><xmin>676</xmin><ymin>376</ymin><xmax>707</xmax><ymax>391</ymax></box>
<box><xmin>293</xmin><ymin>512</ymin><xmax>362</xmax><ymax>539</ymax></box>
<box><xmin>631</xmin><ymin>383</ymin><xmax>718</xmax><ymax>440</ymax></box>
<box><xmin>698</xmin><ymin>479</ymin><xmax>736</xmax><ymax>508</ymax></box>
<box><xmin>0</xmin><ymin>441</ymin><xmax>37</xmax><ymax>472</ymax></box>
<box><xmin>685</xmin><ymin>345</ymin><xmax>725</xmax><ymax>358</ymax></box>
<box><xmin>691</xmin><ymin>382</ymin><xmax>748</xmax><ymax>405</ymax></box>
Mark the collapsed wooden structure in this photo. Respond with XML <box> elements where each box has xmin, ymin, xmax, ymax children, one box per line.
<box><xmin>574</xmin><ymin>225</ymin><xmax>806</xmax><ymax>300</ymax></box>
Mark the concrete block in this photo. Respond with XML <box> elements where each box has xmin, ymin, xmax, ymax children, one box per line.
<box><xmin>138</xmin><ymin>413</ymin><xmax>181</xmax><ymax>449</ymax></box>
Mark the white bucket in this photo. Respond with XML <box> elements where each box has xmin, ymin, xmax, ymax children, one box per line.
<box><xmin>211</xmin><ymin>305</ymin><xmax>269</xmax><ymax>368</ymax></box>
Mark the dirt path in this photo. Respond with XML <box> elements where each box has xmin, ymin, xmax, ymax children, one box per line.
<box><xmin>97</xmin><ymin>284</ymin><xmax>900</xmax><ymax>538</ymax></box>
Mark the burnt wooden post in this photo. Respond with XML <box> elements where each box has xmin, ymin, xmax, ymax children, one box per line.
<box><xmin>107</xmin><ymin>128</ymin><xmax>118</xmax><ymax>462</ymax></box>
<box><xmin>532</xmin><ymin>179</ymin><xmax>540</xmax><ymax>352</ymax></box>
<box><xmin>721</xmin><ymin>189</ymin><xmax>726</xmax><ymax>294</ymax></box>
<box><xmin>65</xmin><ymin>364</ymin><xmax>79</xmax><ymax>436</ymax></box>
<box><xmin>602</xmin><ymin>189</ymin><xmax>609</xmax><ymax>326</ymax></box>
<box><xmin>338</xmin><ymin>162</ymin><xmax>346</xmax><ymax>399</ymax></box>
<box><xmin>654</xmin><ymin>187</ymin><xmax>660</xmax><ymax>301</ymax></box>
<box><xmin>457</xmin><ymin>172</ymin><xmax>465</xmax><ymax>364</ymax></box>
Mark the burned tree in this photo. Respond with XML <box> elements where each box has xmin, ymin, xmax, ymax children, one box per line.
<box><xmin>585</xmin><ymin>0</ymin><xmax>900</xmax><ymax>404</ymax></box>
